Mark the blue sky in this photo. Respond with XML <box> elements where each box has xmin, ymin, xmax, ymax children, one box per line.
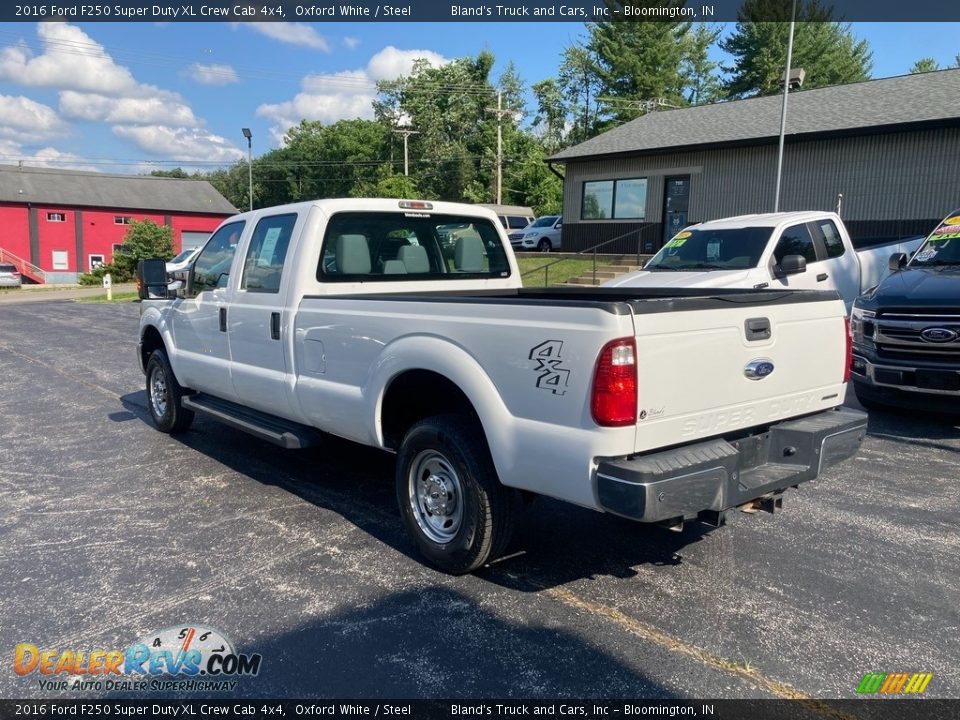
<box><xmin>0</xmin><ymin>21</ymin><xmax>955</xmax><ymax>174</ymax></box>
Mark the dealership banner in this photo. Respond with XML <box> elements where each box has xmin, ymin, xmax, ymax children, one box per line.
<box><xmin>0</xmin><ymin>700</ymin><xmax>958</xmax><ymax>720</ymax></box>
<box><xmin>4</xmin><ymin>0</ymin><xmax>960</xmax><ymax>23</ymax></box>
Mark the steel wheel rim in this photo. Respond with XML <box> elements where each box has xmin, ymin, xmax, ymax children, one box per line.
<box><xmin>408</xmin><ymin>449</ymin><xmax>464</xmax><ymax>544</ymax></box>
<box><xmin>149</xmin><ymin>366</ymin><xmax>168</xmax><ymax>418</ymax></box>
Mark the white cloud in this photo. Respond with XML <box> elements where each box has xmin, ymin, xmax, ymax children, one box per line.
<box><xmin>0</xmin><ymin>24</ymin><xmax>244</xmax><ymax>164</ymax></box>
<box><xmin>0</xmin><ymin>139</ymin><xmax>100</xmax><ymax>172</ymax></box>
<box><xmin>59</xmin><ymin>91</ymin><xmax>198</xmax><ymax>126</ymax></box>
<box><xmin>246</xmin><ymin>22</ymin><xmax>330</xmax><ymax>51</ymax></box>
<box><xmin>344</xmin><ymin>37</ymin><xmax>360</xmax><ymax>50</ymax></box>
<box><xmin>0</xmin><ymin>94</ymin><xmax>66</xmax><ymax>142</ymax></box>
<box><xmin>0</xmin><ymin>23</ymin><xmax>138</xmax><ymax>94</ymax></box>
<box><xmin>112</xmin><ymin>126</ymin><xmax>245</xmax><ymax>163</ymax></box>
<box><xmin>186</xmin><ymin>63</ymin><xmax>239</xmax><ymax>86</ymax></box>
<box><xmin>256</xmin><ymin>46</ymin><xmax>449</xmax><ymax>141</ymax></box>
<box><xmin>365</xmin><ymin>46</ymin><xmax>447</xmax><ymax>81</ymax></box>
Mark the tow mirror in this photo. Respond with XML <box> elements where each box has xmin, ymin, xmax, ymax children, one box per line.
<box><xmin>778</xmin><ymin>254</ymin><xmax>806</xmax><ymax>276</ymax></box>
<box><xmin>888</xmin><ymin>252</ymin><xmax>908</xmax><ymax>272</ymax></box>
<box><xmin>137</xmin><ymin>259</ymin><xmax>169</xmax><ymax>300</ymax></box>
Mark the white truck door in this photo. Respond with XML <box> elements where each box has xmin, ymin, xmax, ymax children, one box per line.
<box><xmin>809</xmin><ymin>217</ymin><xmax>859</xmax><ymax>306</ymax></box>
<box><xmin>768</xmin><ymin>221</ymin><xmax>831</xmax><ymax>294</ymax></box>
<box><xmin>170</xmin><ymin>220</ymin><xmax>246</xmax><ymax>400</ymax></box>
<box><xmin>226</xmin><ymin>211</ymin><xmax>299</xmax><ymax>418</ymax></box>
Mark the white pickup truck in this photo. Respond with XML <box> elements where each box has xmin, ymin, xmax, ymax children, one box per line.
<box><xmin>606</xmin><ymin>211</ymin><xmax>924</xmax><ymax>311</ymax></box>
<box><xmin>136</xmin><ymin>198</ymin><xmax>866</xmax><ymax>574</ymax></box>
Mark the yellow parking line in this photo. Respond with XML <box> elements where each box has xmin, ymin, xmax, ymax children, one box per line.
<box><xmin>542</xmin><ymin>585</ymin><xmax>859</xmax><ymax>720</ymax></box>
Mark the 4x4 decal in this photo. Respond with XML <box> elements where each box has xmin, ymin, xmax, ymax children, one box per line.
<box><xmin>529</xmin><ymin>340</ymin><xmax>570</xmax><ymax>395</ymax></box>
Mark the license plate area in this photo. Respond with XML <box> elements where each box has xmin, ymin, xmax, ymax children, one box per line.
<box><xmin>915</xmin><ymin>369</ymin><xmax>960</xmax><ymax>391</ymax></box>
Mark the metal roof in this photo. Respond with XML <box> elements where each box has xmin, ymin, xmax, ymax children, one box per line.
<box><xmin>0</xmin><ymin>164</ymin><xmax>238</xmax><ymax>214</ymax></box>
<box><xmin>549</xmin><ymin>69</ymin><xmax>960</xmax><ymax>162</ymax></box>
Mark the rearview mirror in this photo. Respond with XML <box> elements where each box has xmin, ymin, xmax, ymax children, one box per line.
<box><xmin>778</xmin><ymin>254</ymin><xmax>806</xmax><ymax>276</ymax></box>
<box><xmin>137</xmin><ymin>258</ymin><xmax>170</xmax><ymax>300</ymax></box>
<box><xmin>888</xmin><ymin>252</ymin><xmax>908</xmax><ymax>272</ymax></box>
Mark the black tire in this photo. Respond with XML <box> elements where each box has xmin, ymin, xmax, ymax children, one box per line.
<box><xmin>396</xmin><ymin>415</ymin><xmax>519</xmax><ymax>575</ymax></box>
<box><xmin>145</xmin><ymin>349</ymin><xmax>194</xmax><ymax>433</ymax></box>
<box><xmin>537</xmin><ymin>238</ymin><xmax>552</xmax><ymax>253</ymax></box>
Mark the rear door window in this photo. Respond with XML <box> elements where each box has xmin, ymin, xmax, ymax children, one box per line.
<box><xmin>812</xmin><ymin>219</ymin><xmax>845</xmax><ymax>258</ymax></box>
<box><xmin>241</xmin><ymin>214</ymin><xmax>296</xmax><ymax>293</ymax></box>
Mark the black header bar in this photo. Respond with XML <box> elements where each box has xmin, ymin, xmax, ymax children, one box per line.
<box><xmin>0</xmin><ymin>700</ymin><xmax>958</xmax><ymax>720</ymax></box>
<box><xmin>4</xmin><ymin>0</ymin><xmax>960</xmax><ymax>23</ymax></box>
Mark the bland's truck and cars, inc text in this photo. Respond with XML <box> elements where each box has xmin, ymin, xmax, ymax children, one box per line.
<box><xmin>136</xmin><ymin>198</ymin><xmax>866</xmax><ymax>574</ymax></box>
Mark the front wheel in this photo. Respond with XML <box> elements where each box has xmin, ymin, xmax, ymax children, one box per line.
<box><xmin>396</xmin><ymin>415</ymin><xmax>519</xmax><ymax>574</ymax></box>
<box><xmin>145</xmin><ymin>349</ymin><xmax>194</xmax><ymax>433</ymax></box>
<box><xmin>537</xmin><ymin>238</ymin><xmax>552</xmax><ymax>252</ymax></box>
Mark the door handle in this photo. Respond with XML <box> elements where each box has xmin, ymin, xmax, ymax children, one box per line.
<box><xmin>219</xmin><ymin>307</ymin><xmax>227</xmax><ymax>332</ymax></box>
<box><xmin>745</xmin><ymin>317</ymin><xmax>771</xmax><ymax>341</ymax></box>
<box><xmin>270</xmin><ymin>312</ymin><xmax>280</xmax><ymax>340</ymax></box>
<box><xmin>817</xmin><ymin>273</ymin><xmax>829</xmax><ymax>282</ymax></box>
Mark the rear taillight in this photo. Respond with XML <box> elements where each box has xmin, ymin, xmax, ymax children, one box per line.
<box><xmin>843</xmin><ymin>316</ymin><xmax>852</xmax><ymax>383</ymax></box>
<box><xmin>12</xmin><ymin>271</ymin><xmax>19</xmax><ymax>277</ymax></box>
<box><xmin>591</xmin><ymin>338</ymin><xmax>637</xmax><ymax>427</ymax></box>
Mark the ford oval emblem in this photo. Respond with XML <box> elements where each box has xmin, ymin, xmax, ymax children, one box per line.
<box><xmin>920</xmin><ymin>327</ymin><xmax>958</xmax><ymax>343</ymax></box>
<box><xmin>744</xmin><ymin>359</ymin><xmax>775</xmax><ymax>380</ymax></box>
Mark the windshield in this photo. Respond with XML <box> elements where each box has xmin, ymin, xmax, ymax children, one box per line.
<box><xmin>645</xmin><ymin>227</ymin><xmax>772</xmax><ymax>271</ymax></box>
<box><xmin>530</xmin><ymin>216</ymin><xmax>559</xmax><ymax>228</ymax></box>
<box><xmin>910</xmin><ymin>214</ymin><xmax>960</xmax><ymax>267</ymax></box>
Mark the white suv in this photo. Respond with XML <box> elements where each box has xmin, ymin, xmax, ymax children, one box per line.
<box><xmin>509</xmin><ymin>215</ymin><xmax>562</xmax><ymax>252</ymax></box>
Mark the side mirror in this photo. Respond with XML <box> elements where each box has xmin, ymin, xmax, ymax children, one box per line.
<box><xmin>888</xmin><ymin>252</ymin><xmax>908</xmax><ymax>272</ymax></box>
<box><xmin>137</xmin><ymin>258</ymin><xmax>169</xmax><ymax>300</ymax></box>
<box><xmin>778</xmin><ymin>254</ymin><xmax>807</xmax><ymax>276</ymax></box>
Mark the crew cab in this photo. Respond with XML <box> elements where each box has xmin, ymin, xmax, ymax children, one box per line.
<box><xmin>137</xmin><ymin>198</ymin><xmax>866</xmax><ymax>574</ymax></box>
<box><xmin>850</xmin><ymin>209</ymin><xmax>960</xmax><ymax>414</ymax></box>
<box><xmin>605</xmin><ymin>211</ymin><xmax>925</xmax><ymax>311</ymax></box>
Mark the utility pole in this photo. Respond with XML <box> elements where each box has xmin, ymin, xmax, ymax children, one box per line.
<box><xmin>392</xmin><ymin>127</ymin><xmax>419</xmax><ymax>176</ymax></box>
<box><xmin>487</xmin><ymin>91</ymin><xmax>511</xmax><ymax>205</ymax></box>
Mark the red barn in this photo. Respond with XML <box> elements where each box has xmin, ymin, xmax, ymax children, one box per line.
<box><xmin>0</xmin><ymin>164</ymin><xmax>237</xmax><ymax>283</ymax></box>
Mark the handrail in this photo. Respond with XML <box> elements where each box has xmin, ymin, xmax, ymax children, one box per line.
<box><xmin>519</xmin><ymin>222</ymin><xmax>656</xmax><ymax>286</ymax></box>
<box><xmin>0</xmin><ymin>247</ymin><xmax>45</xmax><ymax>282</ymax></box>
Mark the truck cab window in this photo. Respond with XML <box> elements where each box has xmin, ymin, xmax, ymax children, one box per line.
<box><xmin>242</xmin><ymin>214</ymin><xmax>297</xmax><ymax>293</ymax></box>
<box><xmin>192</xmin><ymin>221</ymin><xmax>245</xmax><ymax>292</ymax></box>
<box><xmin>774</xmin><ymin>223</ymin><xmax>818</xmax><ymax>265</ymax></box>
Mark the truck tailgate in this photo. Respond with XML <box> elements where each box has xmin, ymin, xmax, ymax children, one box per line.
<box><xmin>629</xmin><ymin>293</ymin><xmax>849</xmax><ymax>454</ymax></box>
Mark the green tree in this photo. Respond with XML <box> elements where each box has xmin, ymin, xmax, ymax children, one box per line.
<box><xmin>682</xmin><ymin>24</ymin><xmax>725</xmax><ymax>104</ymax></box>
<box><xmin>557</xmin><ymin>45</ymin><xmax>604</xmax><ymax>143</ymax></box>
<box><xmin>374</xmin><ymin>52</ymin><xmax>507</xmax><ymax>202</ymax></box>
<box><xmin>112</xmin><ymin>220</ymin><xmax>174</xmax><ymax>281</ymax></box>
<box><xmin>721</xmin><ymin>0</ymin><xmax>873</xmax><ymax>98</ymax></box>
<box><xmin>909</xmin><ymin>58</ymin><xmax>940</xmax><ymax>74</ymax></box>
<box><xmin>588</xmin><ymin>3</ymin><xmax>692</xmax><ymax>124</ymax></box>
<box><xmin>531</xmin><ymin>78</ymin><xmax>568</xmax><ymax>153</ymax></box>
<box><xmin>352</xmin><ymin>166</ymin><xmax>421</xmax><ymax>199</ymax></box>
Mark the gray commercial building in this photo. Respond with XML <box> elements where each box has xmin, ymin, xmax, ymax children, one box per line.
<box><xmin>548</xmin><ymin>69</ymin><xmax>960</xmax><ymax>255</ymax></box>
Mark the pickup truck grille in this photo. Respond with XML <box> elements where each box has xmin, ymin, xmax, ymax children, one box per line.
<box><xmin>874</xmin><ymin>314</ymin><xmax>960</xmax><ymax>362</ymax></box>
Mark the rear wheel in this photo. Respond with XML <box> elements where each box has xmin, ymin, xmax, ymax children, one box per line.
<box><xmin>396</xmin><ymin>415</ymin><xmax>519</xmax><ymax>574</ymax></box>
<box><xmin>537</xmin><ymin>238</ymin><xmax>552</xmax><ymax>252</ymax></box>
<box><xmin>145</xmin><ymin>349</ymin><xmax>194</xmax><ymax>433</ymax></box>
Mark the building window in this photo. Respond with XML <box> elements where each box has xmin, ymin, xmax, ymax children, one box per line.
<box><xmin>52</xmin><ymin>250</ymin><xmax>69</xmax><ymax>270</ymax></box>
<box><xmin>89</xmin><ymin>255</ymin><xmax>105</xmax><ymax>271</ymax></box>
<box><xmin>47</xmin><ymin>212</ymin><xmax>66</xmax><ymax>222</ymax></box>
<box><xmin>114</xmin><ymin>216</ymin><xmax>133</xmax><ymax>225</ymax></box>
<box><xmin>582</xmin><ymin>178</ymin><xmax>647</xmax><ymax>220</ymax></box>
<box><xmin>112</xmin><ymin>243</ymin><xmax>124</xmax><ymax>254</ymax></box>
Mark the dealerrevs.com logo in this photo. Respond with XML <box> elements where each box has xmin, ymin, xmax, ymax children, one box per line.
<box><xmin>856</xmin><ymin>672</ymin><xmax>934</xmax><ymax>695</ymax></box>
<box><xmin>13</xmin><ymin>625</ymin><xmax>262</xmax><ymax>692</ymax></box>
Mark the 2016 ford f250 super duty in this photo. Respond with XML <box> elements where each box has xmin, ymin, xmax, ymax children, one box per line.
<box><xmin>137</xmin><ymin>198</ymin><xmax>866</xmax><ymax>574</ymax></box>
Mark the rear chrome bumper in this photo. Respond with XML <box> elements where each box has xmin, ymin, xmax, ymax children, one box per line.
<box><xmin>595</xmin><ymin>408</ymin><xmax>867</xmax><ymax>524</ymax></box>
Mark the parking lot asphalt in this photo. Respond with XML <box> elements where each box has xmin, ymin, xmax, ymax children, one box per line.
<box><xmin>0</xmin><ymin>300</ymin><xmax>957</xmax><ymax>701</ymax></box>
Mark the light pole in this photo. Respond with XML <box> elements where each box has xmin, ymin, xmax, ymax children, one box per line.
<box><xmin>773</xmin><ymin>0</ymin><xmax>797</xmax><ymax>213</ymax></box>
<box><xmin>241</xmin><ymin>127</ymin><xmax>253</xmax><ymax>211</ymax></box>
